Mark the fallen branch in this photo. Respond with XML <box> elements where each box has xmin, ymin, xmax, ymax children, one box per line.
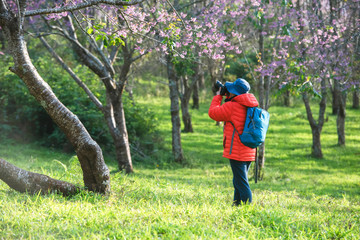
<box><xmin>0</xmin><ymin>158</ymin><xmax>79</xmax><ymax>196</ymax></box>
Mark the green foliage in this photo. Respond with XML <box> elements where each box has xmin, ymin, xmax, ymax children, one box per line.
<box><xmin>224</xmin><ymin>53</ymin><xmax>257</xmax><ymax>85</ymax></box>
<box><xmin>123</xmin><ymin>95</ymin><xmax>163</xmax><ymax>159</ymax></box>
<box><xmin>0</xmin><ymin>99</ymin><xmax>359</xmax><ymax>239</ymax></box>
<box><xmin>173</xmin><ymin>55</ymin><xmax>195</xmax><ymax>77</ymax></box>
<box><xmin>282</xmin><ymin>60</ymin><xmax>322</xmax><ymax>98</ymax></box>
<box><xmin>0</xmin><ymin>45</ymin><xmax>162</xmax><ymax>156</ymax></box>
<box><xmin>87</xmin><ymin>23</ymin><xmax>125</xmax><ymax>48</ymax></box>
<box><xmin>0</xmin><ymin>56</ymin><xmax>51</xmax><ymax>143</ymax></box>
<box><xmin>132</xmin><ymin>73</ymin><xmax>169</xmax><ymax>98</ymax></box>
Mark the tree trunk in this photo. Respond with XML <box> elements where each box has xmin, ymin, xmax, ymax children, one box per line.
<box><xmin>329</xmin><ymin>0</ymin><xmax>340</xmax><ymax>116</ymax></box>
<box><xmin>113</xmin><ymin>49</ymin><xmax>134</xmax><ymax>173</ymax></box>
<box><xmin>256</xmin><ymin>144</ymin><xmax>265</xmax><ymax>180</ymax></box>
<box><xmin>302</xmin><ymin>81</ymin><xmax>327</xmax><ymax>159</ymax></box>
<box><xmin>257</xmin><ymin>16</ymin><xmax>266</xmax><ymax>175</ymax></box>
<box><xmin>192</xmin><ymin>60</ymin><xmax>201</xmax><ymax>110</ymax></box>
<box><xmin>192</xmin><ymin>80</ymin><xmax>199</xmax><ymax>109</ymax></box>
<box><xmin>198</xmin><ymin>66</ymin><xmax>205</xmax><ymax>89</ymax></box>
<box><xmin>181</xmin><ymin>100</ymin><xmax>193</xmax><ymax>133</ymax></box>
<box><xmin>207</xmin><ymin>59</ymin><xmax>222</xmax><ymax>126</ymax></box>
<box><xmin>311</xmin><ymin>127</ymin><xmax>323</xmax><ymax>158</ymax></box>
<box><xmin>54</xmin><ymin>16</ymin><xmax>134</xmax><ymax>173</ymax></box>
<box><xmin>0</xmin><ymin>158</ymin><xmax>78</xmax><ymax>195</ymax></box>
<box><xmin>166</xmin><ymin>55</ymin><xmax>184</xmax><ymax>163</ymax></box>
<box><xmin>180</xmin><ymin>76</ymin><xmax>194</xmax><ymax>133</ymax></box>
<box><xmin>0</xmin><ymin>10</ymin><xmax>110</xmax><ymax>193</ymax></box>
<box><xmin>336</xmin><ymin>92</ymin><xmax>347</xmax><ymax>146</ymax></box>
<box><xmin>208</xmin><ymin>58</ymin><xmax>220</xmax><ymax>94</ymax></box>
<box><xmin>353</xmin><ymin>85</ymin><xmax>359</xmax><ymax>109</ymax></box>
<box><xmin>284</xmin><ymin>90</ymin><xmax>291</xmax><ymax>107</ymax></box>
<box><xmin>332</xmin><ymin>80</ymin><xmax>340</xmax><ymax>115</ymax></box>
<box><xmin>104</xmin><ymin>92</ymin><xmax>133</xmax><ymax>173</ymax></box>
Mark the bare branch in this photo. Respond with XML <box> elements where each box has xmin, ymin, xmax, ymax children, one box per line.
<box><xmin>25</xmin><ymin>0</ymin><xmax>145</xmax><ymax>17</ymax></box>
<box><xmin>109</xmin><ymin>45</ymin><xmax>121</xmax><ymax>65</ymax></box>
<box><xmin>44</xmin><ymin>18</ymin><xmax>102</xmax><ymax>70</ymax></box>
<box><xmin>176</xmin><ymin>0</ymin><xmax>206</xmax><ymax>12</ymax></box>
<box><xmin>237</xmin><ymin>37</ymin><xmax>258</xmax><ymax>83</ymax></box>
<box><xmin>0</xmin><ymin>0</ymin><xmax>7</xmax><ymax>12</ymax></box>
<box><xmin>39</xmin><ymin>36</ymin><xmax>105</xmax><ymax>112</ymax></box>
<box><xmin>131</xmin><ymin>49</ymin><xmax>149</xmax><ymax>62</ymax></box>
<box><xmin>43</xmin><ymin>16</ymin><xmax>117</xmax><ymax>92</ymax></box>
<box><xmin>118</xmin><ymin>8</ymin><xmax>134</xmax><ymax>33</ymax></box>
<box><xmin>165</xmin><ymin>0</ymin><xmax>186</xmax><ymax>29</ymax></box>
<box><xmin>15</xmin><ymin>0</ymin><xmax>21</xmax><ymax>28</ymax></box>
<box><xmin>71</xmin><ymin>11</ymin><xmax>116</xmax><ymax>77</ymax></box>
<box><xmin>61</xmin><ymin>17</ymin><xmax>109</xmax><ymax>78</ymax></box>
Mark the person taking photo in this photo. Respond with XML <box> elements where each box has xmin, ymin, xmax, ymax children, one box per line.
<box><xmin>208</xmin><ymin>78</ymin><xmax>259</xmax><ymax>205</ymax></box>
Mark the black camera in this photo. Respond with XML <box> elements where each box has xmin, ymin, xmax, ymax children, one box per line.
<box><xmin>214</xmin><ymin>80</ymin><xmax>229</xmax><ymax>96</ymax></box>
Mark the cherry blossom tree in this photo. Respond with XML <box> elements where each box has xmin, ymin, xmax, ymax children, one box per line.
<box><xmin>261</xmin><ymin>0</ymin><xmax>359</xmax><ymax>156</ymax></box>
<box><xmin>158</xmin><ymin>0</ymin><xmax>251</xmax><ymax>160</ymax></box>
<box><xmin>0</xmin><ymin>0</ymin><xmax>144</xmax><ymax>195</ymax></box>
<box><xmin>36</xmin><ymin>7</ymin><xmax>153</xmax><ymax>173</ymax></box>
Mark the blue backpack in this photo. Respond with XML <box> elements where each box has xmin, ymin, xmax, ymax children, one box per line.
<box><xmin>229</xmin><ymin>107</ymin><xmax>270</xmax><ymax>149</ymax></box>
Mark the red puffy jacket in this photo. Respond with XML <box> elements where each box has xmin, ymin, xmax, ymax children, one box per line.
<box><xmin>208</xmin><ymin>94</ymin><xmax>259</xmax><ymax>161</ymax></box>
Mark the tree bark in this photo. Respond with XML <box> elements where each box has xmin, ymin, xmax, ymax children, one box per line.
<box><xmin>192</xmin><ymin>62</ymin><xmax>201</xmax><ymax>110</ymax></box>
<box><xmin>166</xmin><ymin>55</ymin><xmax>184</xmax><ymax>163</ymax></box>
<box><xmin>336</xmin><ymin>92</ymin><xmax>347</xmax><ymax>146</ymax></box>
<box><xmin>0</xmin><ymin>158</ymin><xmax>78</xmax><ymax>195</ymax></box>
<box><xmin>284</xmin><ymin>90</ymin><xmax>291</xmax><ymax>107</ymax></box>
<box><xmin>104</xmin><ymin>91</ymin><xmax>133</xmax><ymax>173</ymax></box>
<box><xmin>0</xmin><ymin>7</ymin><xmax>110</xmax><ymax>194</ymax></box>
<box><xmin>208</xmin><ymin>58</ymin><xmax>220</xmax><ymax>94</ymax></box>
<box><xmin>311</xmin><ymin>127</ymin><xmax>322</xmax><ymax>158</ymax></box>
<box><xmin>329</xmin><ymin>0</ymin><xmax>340</xmax><ymax>116</ymax></box>
<box><xmin>180</xmin><ymin>76</ymin><xmax>194</xmax><ymax>133</ymax></box>
<box><xmin>198</xmin><ymin>64</ymin><xmax>205</xmax><ymax>89</ymax></box>
<box><xmin>257</xmin><ymin>16</ymin><xmax>266</xmax><ymax>175</ymax></box>
<box><xmin>332</xmin><ymin>79</ymin><xmax>341</xmax><ymax>115</ymax></box>
<box><xmin>192</xmin><ymin>80</ymin><xmax>199</xmax><ymax>110</ymax></box>
<box><xmin>207</xmin><ymin>58</ymin><xmax>223</xmax><ymax>126</ymax></box>
<box><xmin>181</xmin><ymin>100</ymin><xmax>193</xmax><ymax>133</ymax></box>
<box><xmin>302</xmin><ymin>79</ymin><xmax>327</xmax><ymax>159</ymax></box>
<box><xmin>112</xmin><ymin>43</ymin><xmax>134</xmax><ymax>173</ymax></box>
<box><xmin>46</xmin><ymin>16</ymin><xmax>134</xmax><ymax>173</ymax></box>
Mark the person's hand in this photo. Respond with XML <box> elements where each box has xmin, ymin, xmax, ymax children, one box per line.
<box><xmin>216</xmin><ymin>87</ymin><xmax>222</xmax><ymax>96</ymax></box>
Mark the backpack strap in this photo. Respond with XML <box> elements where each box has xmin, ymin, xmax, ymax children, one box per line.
<box><xmin>228</xmin><ymin>121</ymin><xmax>239</xmax><ymax>155</ymax></box>
<box><xmin>248</xmin><ymin>107</ymin><xmax>256</xmax><ymax>129</ymax></box>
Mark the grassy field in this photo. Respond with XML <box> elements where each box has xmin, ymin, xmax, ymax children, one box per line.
<box><xmin>0</xmin><ymin>96</ymin><xmax>359</xmax><ymax>239</ymax></box>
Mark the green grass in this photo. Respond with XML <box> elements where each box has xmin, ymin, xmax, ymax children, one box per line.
<box><xmin>0</xmin><ymin>97</ymin><xmax>359</xmax><ymax>239</ymax></box>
